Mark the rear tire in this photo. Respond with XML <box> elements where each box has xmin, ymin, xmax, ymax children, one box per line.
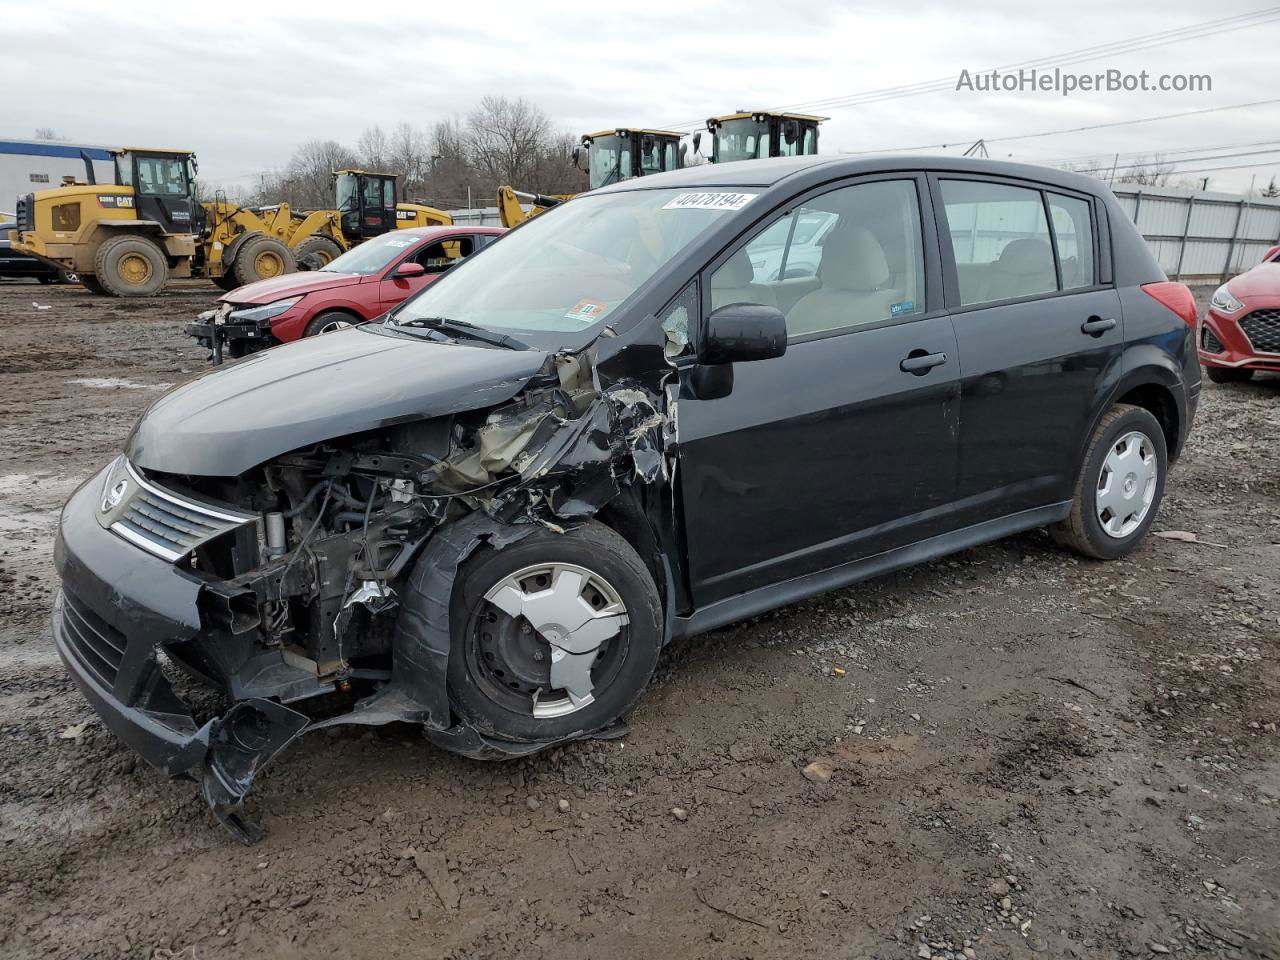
<box><xmin>445</xmin><ymin>522</ymin><xmax>662</xmax><ymax>743</ymax></box>
<box><xmin>1051</xmin><ymin>404</ymin><xmax>1167</xmax><ymax>560</ymax></box>
<box><xmin>212</xmin><ymin>272</ymin><xmax>240</xmax><ymax>291</ymax></box>
<box><xmin>80</xmin><ymin>274</ymin><xmax>106</xmax><ymax>295</ymax></box>
<box><xmin>303</xmin><ymin>311</ymin><xmax>359</xmax><ymax>338</ymax></box>
<box><xmin>294</xmin><ymin>236</ymin><xmax>343</xmax><ymax>270</ymax></box>
<box><xmin>1205</xmin><ymin>365</ymin><xmax>1254</xmax><ymax>384</ymax></box>
<box><xmin>233</xmin><ymin>236</ymin><xmax>295</xmax><ymax>286</ymax></box>
<box><xmin>93</xmin><ymin>235</ymin><xmax>168</xmax><ymax>297</ymax></box>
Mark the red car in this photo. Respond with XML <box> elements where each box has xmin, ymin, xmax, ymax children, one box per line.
<box><xmin>187</xmin><ymin>225</ymin><xmax>504</xmax><ymax>360</ymax></box>
<box><xmin>1199</xmin><ymin>244</ymin><xmax>1280</xmax><ymax>382</ymax></box>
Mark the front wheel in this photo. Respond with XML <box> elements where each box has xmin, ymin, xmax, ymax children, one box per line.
<box><xmin>446</xmin><ymin>522</ymin><xmax>662</xmax><ymax>742</ymax></box>
<box><xmin>1205</xmin><ymin>365</ymin><xmax>1254</xmax><ymax>384</ymax></box>
<box><xmin>303</xmin><ymin>311</ymin><xmax>358</xmax><ymax>338</ymax></box>
<box><xmin>1051</xmin><ymin>404</ymin><xmax>1167</xmax><ymax>560</ymax></box>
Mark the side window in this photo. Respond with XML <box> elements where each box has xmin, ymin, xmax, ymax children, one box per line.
<box><xmin>940</xmin><ymin>179</ymin><xmax>1057</xmax><ymax>306</ymax></box>
<box><xmin>416</xmin><ymin>236</ymin><xmax>474</xmax><ymax>272</ymax></box>
<box><xmin>708</xmin><ymin>178</ymin><xmax>925</xmax><ymax>338</ymax></box>
<box><xmin>1048</xmin><ymin>193</ymin><xmax>1095</xmax><ymax>290</ymax></box>
<box><xmin>660</xmin><ymin>280</ymin><xmax>698</xmax><ymax>358</ymax></box>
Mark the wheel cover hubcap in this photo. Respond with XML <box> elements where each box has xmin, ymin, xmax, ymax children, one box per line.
<box><xmin>1095</xmin><ymin>430</ymin><xmax>1157</xmax><ymax>538</ymax></box>
<box><xmin>477</xmin><ymin>562</ymin><xmax>628</xmax><ymax>718</ymax></box>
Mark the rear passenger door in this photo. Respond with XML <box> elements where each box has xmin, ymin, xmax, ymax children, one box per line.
<box><xmin>676</xmin><ymin>175</ymin><xmax>962</xmax><ymax>605</ymax></box>
<box><xmin>932</xmin><ymin>176</ymin><xmax>1123</xmax><ymax>521</ymax></box>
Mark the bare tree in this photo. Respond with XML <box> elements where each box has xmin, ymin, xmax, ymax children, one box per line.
<box><xmin>1116</xmin><ymin>154</ymin><xmax>1176</xmax><ymax>187</ymax></box>
<box><xmin>466</xmin><ymin>96</ymin><xmax>553</xmax><ymax>190</ymax></box>
<box><xmin>33</xmin><ymin>127</ymin><xmax>66</xmax><ymax>141</ymax></box>
<box><xmin>356</xmin><ymin>126</ymin><xmax>390</xmax><ymax>171</ymax></box>
<box><xmin>285</xmin><ymin>139</ymin><xmax>360</xmax><ymax>208</ymax></box>
<box><xmin>1262</xmin><ymin>177</ymin><xmax>1280</xmax><ymax>199</ymax></box>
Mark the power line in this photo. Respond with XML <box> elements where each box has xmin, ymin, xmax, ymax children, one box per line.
<box><xmin>840</xmin><ymin>98</ymin><xmax>1280</xmax><ymax>155</ymax></box>
<box><xmin>662</xmin><ymin>6</ymin><xmax>1280</xmax><ymax>132</ymax></box>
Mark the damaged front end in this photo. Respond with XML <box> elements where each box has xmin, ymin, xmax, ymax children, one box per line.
<box><xmin>52</xmin><ymin>331</ymin><xmax>675</xmax><ymax>843</ymax></box>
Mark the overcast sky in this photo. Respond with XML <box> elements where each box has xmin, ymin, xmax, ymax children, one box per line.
<box><xmin>6</xmin><ymin>0</ymin><xmax>1279</xmax><ymax>194</ymax></box>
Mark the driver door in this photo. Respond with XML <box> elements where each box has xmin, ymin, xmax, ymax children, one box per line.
<box><xmin>675</xmin><ymin>174</ymin><xmax>961</xmax><ymax>605</ymax></box>
<box><xmin>131</xmin><ymin>154</ymin><xmax>194</xmax><ymax>235</ymax></box>
<box><xmin>377</xmin><ymin>235</ymin><xmax>476</xmax><ymax>310</ymax></box>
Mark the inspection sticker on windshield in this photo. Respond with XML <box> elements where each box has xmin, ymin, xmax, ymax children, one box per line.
<box><xmin>663</xmin><ymin>192</ymin><xmax>758</xmax><ymax>211</ymax></box>
<box><xmin>565</xmin><ymin>298</ymin><xmax>609</xmax><ymax>323</ymax></box>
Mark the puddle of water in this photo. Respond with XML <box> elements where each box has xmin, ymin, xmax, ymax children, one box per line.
<box><xmin>66</xmin><ymin>377</ymin><xmax>171</xmax><ymax>390</ymax></box>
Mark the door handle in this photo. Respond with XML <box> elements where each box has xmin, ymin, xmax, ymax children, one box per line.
<box><xmin>1081</xmin><ymin>316</ymin><xmax>1117</xmax><ymax>336</ymax></box>
<box><xmin>900</xmin><ymin>351</ymin><xmax>948</xmax><ymax>374</ymax></box>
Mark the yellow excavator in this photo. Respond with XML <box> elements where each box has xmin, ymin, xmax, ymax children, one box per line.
<box><xmin>9</xmin><ymin>150</ymin><xmax>452</xmax><ymax>296</ymax></box>
<box><xmin>496</xmin><ymin>127</ymin><xmax>685</xmax><ymax>228</ymax></box>
<box><xmin>697</xmin><ymin>111</ymin><xmax>827</xmax><ymax>163</ymax></box>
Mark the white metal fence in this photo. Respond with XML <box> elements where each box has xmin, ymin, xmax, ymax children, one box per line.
<box><xmin>1112</xmin><ymin>186</ymin><xmax>1280</xmax><ymax>283</ymax></box>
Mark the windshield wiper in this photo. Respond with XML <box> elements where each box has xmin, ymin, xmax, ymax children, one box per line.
<box><xmin>395</xmin><ymin>316</ymin><xmax>528</xmax><ymax>351</ymax></box>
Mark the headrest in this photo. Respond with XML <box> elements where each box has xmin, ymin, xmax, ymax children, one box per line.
<box><xmin>996</xmin><ymin>238</ymin><xmax>1053</xmax><ymax>275</ymax></box>
<box><xmin>821</xmin><ymin>226</ymin><xmax>890</xmax><ymax>291</ymax></box>
<box><xmin>713</xmin><ymin>248</ymin><xmax>755</xmax><ymax>287</ymax></box>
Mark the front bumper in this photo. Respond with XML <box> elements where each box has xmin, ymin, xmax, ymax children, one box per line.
<box><xmin>185</xmin><ymin>312</ymin><xmax>278</xmax><ymax>364</ymax></box>
<box><xmin>1199</xmin><ymin>304</ymin><xmax>1280</xmax><ymax>372</ymax></box>
<box><xmin>52</xmin><ymin>468</ymin><xmax>309</xmax><ymax>843</ymax></box>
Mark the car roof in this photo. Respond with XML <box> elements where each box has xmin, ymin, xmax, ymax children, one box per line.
<box><xmin>393</xmin><ymin>225</ymin><xmax>506</xmax><ymax>238</ymax></box>
<box><xmin>592</xmin><ymin>154</ymin><xmax>1106</xmax><ymax>197</ymax></box>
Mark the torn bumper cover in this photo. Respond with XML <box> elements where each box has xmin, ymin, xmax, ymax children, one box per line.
<box><xmin>51</xmin><ymin>476</ymin><xmax>309</xmax><ymax>843</ymax></box>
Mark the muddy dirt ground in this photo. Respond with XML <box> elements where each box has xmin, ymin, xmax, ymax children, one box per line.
<box><xmin>0</xmin><ymin>280</ymin><xmax>1276</xmax><ymax>960</ymax></box>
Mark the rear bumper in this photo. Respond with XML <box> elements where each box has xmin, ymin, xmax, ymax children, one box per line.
<box><xmin>52</xmin><ymin>468</ymin><xmax>309</xmax><ymax>842</ymax></box>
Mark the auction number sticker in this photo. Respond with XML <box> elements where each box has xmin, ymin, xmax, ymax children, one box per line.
<box><xmin>662</xmin><ymin>192</ymin><xmax>758</xmax><ymax>211</ymax></box>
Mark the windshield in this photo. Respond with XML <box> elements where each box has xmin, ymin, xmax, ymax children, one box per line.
<box><xmin>714</xmin><ymin>118</ymin><xmax>769</xmax><ymax>163</ymax></box>
<box><xmin>588</xmin><ymin>136</ymin><xmax>627</xmax><ymax>190</ymax></box>
<box><xmin>335</xmin><ymin>172</ymin><xmax>358</xmax><ymax>213</ymax></box>
<box><xmin>321</xmin><ymin>231</ymin><xmax>418</xmax><ymax>275</ymax></box>
<box><xmin>392</xmin><ymin>187</ymin><xmax>758</xmax><ymax>336</ymax></box>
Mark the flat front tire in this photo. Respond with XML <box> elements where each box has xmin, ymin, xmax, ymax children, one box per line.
<box><xmin>1051</xmin><ymin>404</ymin><xmax>1167</xmax><ymax>560</ymax></box>
<box><xmin>447</xmin><ymin>522</ymin><xmax>662</xmax><ymax>743</ymax></box>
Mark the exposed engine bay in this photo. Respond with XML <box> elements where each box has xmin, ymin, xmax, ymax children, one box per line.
<box><xmin>57</xmin><ymin>324</ymin><xmax>680</xmax><ymax>843</ymax></box>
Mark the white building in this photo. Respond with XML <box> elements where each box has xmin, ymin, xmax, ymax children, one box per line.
<box><xmin>0</xmin><ymin>138</ymin><xmax>116</xmax><ymax>221</ymax></box>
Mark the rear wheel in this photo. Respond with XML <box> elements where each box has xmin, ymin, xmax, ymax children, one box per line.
<box><xmin>233</xmin><ymin>236</ymin><xmax>295</xmax><ymax>286</ymax></box>
<box><xmin>1051</xmin><ymin>404</ymin><xmax>1167</xmax><ymax>560</ymax></box>
<box><xmin>446</xmin><ymin>522</ymin><xmax>662</xmax><ymax>742</ymax></box>
<box><xmin>303</xmin><ymin>311</ymin><xmax>358</xmax><ymax>338</ymax></box>
<box><xmin>294</xmin><ymin>236</ymin><xmax>343</xmax><ymax>270</ymax></box>
<box><xmin>1205</xmin><ymin>365</ymin><xmax>1254</xmax><ymax>384</ymax></box>
<box><xmin>212</xmin><ymin>272</ymin><xmax>240</xmax><ymax>291</ymax></box>
<box><xmin>93</xmin><ymin>235</ymin><xmax>168</xmax><ymax>297</ymax></box>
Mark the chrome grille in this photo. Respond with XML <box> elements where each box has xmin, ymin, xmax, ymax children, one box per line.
<box><xmin>1202</xmin><ymin>326</ymin><xmax>1223</xmax><ymax>353</ymax></box>
<box><xmin>1241</xmin><ymin>309</ymin><xmax>1280</xmax><ymax>354</ymax></box>
<box><xmin>61</xmin><ymin>591</ymin><xmax>126</xmax><ymax>689</ymax></box>
<box><xmin>107</xmin><ymin>460</ymin><xmax>258</xmax><ymax>562</ymax></box>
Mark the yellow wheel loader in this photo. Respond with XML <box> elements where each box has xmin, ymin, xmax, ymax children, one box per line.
<box><xmin>10</xmin><ymin>148</ymin><xmax>297</xmax><ymax>296</ymax></box>
<box><xmin>496</xmin><ymin>127</ymin><xmax>685</xmax><ymax>228</ymax></box>
<box><xmin>697</xmin><ymin>111</ymin><xmax>827</xmax><ymax>163</ymax></box>
<box><xmin>10</xmin><ymin>153</ymin><xmax>453</xmax><ymax>297</ymax></box>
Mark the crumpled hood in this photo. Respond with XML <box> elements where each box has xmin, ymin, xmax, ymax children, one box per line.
<box><xmin>220</xmin><ymin>270</ymin><xmax>365</xmax><ymax>305</ymax></box>
<box><xmin>126</xmin><ymin>327</ymin><xmax>549</xmax><ymax>476</ymax></box>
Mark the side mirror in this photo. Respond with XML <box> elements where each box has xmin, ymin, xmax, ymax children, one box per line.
<box><xmin>700</xmin><ymin>303</ymin><xmax>787</xmax><ymax>365</ymax></box>
<box><xmin>571</xmin><ymin>146</ymin><xmax>581</xmax><ymax>170</ymax></box>
<box><xmin>1262</xmin><ymin>244</ymin><xmax>1280</xmax><ymax>264</ymax></box>
<box><xmin>692</xmin><ymin>132</ymin><xmax>703</xmax><ymax>155</ymax></box>
<box><xmin>394</xmin><ymin>261</ymin><xmax>426</xmax><ymax>278</ymax></box>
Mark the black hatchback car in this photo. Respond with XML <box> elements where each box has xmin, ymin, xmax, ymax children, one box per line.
<box><xmin>52</xmin><ymin>155</ymin><xmax>1199</xmax><ymax>841</ymax></box>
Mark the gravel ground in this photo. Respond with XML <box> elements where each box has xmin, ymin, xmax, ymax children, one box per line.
<box><xmin>0</xmin><ymin>280</ymin><xmax>1276</xmax><ymax>960</ymax></box>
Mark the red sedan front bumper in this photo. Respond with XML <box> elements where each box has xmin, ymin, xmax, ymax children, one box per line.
<box><xmin>1199</xmin><ymin>300</ymin><xmax>1280</xmax><ymax>372</ymax></box>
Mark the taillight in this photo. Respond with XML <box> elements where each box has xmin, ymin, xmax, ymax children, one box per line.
<box><xmin>1142</xmin><ymin>281</ymin><xmax>1198</xmax><ymax>328</ymax></box>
